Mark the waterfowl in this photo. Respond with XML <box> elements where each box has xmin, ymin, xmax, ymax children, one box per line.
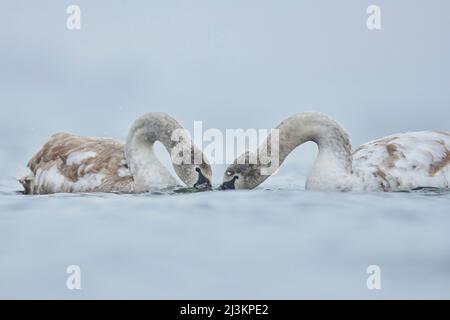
<box><xmin>20</xmin><ymin>113</ymin><xmax>212</xmax><ymax>194</ymax></box>
<box><xmin>221</xmin><ymin>112</ymin><xmax>450</xmax><ymax>192</ymax></box>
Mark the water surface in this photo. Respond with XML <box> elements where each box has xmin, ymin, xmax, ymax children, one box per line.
<box><xmin>1</xmin><ymin>175</ymin><xmax>449</xmax><ymax>299</ymax></box>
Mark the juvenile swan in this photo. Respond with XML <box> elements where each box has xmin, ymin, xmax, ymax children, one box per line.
<box><xmin>221</xmin><ymin>112</ymin><xmax>450</xmax><ymax>192</ymax></box>
<box><xmin>20</xmin><ymin>113</ymin><xmax>212</xmax><ymax>194</ymax></box>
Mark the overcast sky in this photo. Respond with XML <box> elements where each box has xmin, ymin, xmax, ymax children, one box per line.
<box><xmin>1</xmin><ymin>0</ymin><xmax>449</xmax><ymax>180</ymax></box>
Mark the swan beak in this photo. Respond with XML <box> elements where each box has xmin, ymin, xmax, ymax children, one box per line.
<box><xmin>220</xmin><ymin>176</ymin><xmax>238</xmax><ymax>190</ymax></box>
<box><xmin>194</xmin><ymin>168</ymin><xmax>212</xmax><ymax>191</ymax></box>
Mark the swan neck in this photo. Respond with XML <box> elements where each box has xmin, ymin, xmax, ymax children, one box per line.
<box><xmin>260</xmin><ymin>113</ymin><xmax>353</xmax><ymax>189</ymax></box>
<box><xmin>124</xmin><ymin>113</ymin><xmax>197</xmax><ymax>190</ymax></box>
<box><xmin>126</xmin><ymin>113</ymin><xmax>183</xmax><ymax>156</ymax></box>
<box><xmin>276</xmin><ymin>113</ymin><xmax>352</xmax><ymax>168</ymax></box>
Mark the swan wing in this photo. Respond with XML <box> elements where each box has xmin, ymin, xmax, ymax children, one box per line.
<box><xmin>20</xmin><ymin>133</ymin><xmax>133</xmax><ymax>194</ymax></box>
<box><xmin>353</xmin><ymin>131</ymin><xmax>450</xmax><ymax>191</ymax></box>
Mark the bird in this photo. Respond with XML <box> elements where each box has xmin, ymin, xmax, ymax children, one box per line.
<box><xmin>221</xmin><ymin>112</ymin><xmax>449</xmax><ymax>192</ymax></box>
<box><xmin>19</xmin><ymin>113</ymin><xmax>212</xmax><ymax>194</ymax></box>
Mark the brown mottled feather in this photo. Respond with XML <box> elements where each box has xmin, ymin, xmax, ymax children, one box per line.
<box><xmin>429</xmin><ymin>149</ymin><xmax>450</xmax><ymax>176</ymax></box>
<box><xmin>23</xmin><ymin>133</ymin><xmax>134</xmax><ymax>194</ymax></box>
<box><xmin>353</xmin><ymin>131</ymin><xmax>450</xmax><ymax>191</ymax></box>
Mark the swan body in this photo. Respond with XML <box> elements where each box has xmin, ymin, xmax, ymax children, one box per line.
<box><xmin>20</xmin><ymin>113</ymin><xmax>212</xmax><ymax>194</ymax></box>
<box><xmin>351</xmin><ymin>131</ymin><xmax>450</xmax><ymax>191</ymax></box>
<box><xmin>221</xmin><ymin>112</ymin><xmax>450</xmax><ymax>192</ymax></box>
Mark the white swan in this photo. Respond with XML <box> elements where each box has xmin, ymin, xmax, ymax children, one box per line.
<box><xmin>20</xmin><ymin>113</ymin><xmax>212</xmax><ymax>194</ymax></box>
<box><xmin>220</xmin><ymin>112</ymin><xmax>450</xmax><ymax>192</ymax></box>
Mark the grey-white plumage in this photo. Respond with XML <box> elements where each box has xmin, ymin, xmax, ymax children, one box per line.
<box><xmin>221</xmin><ymin>112</ymin><xmax>450</xmax><ymax>192</ymax></box>
<box><xmin>20</xmin><ymin>113</ymin><xmax>212</xmax><ymax>194</ymax></box>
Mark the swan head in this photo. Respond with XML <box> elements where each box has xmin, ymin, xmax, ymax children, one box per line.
<box><xmin>194</xmin><ymin>166</ymin><xmax>212</xmax><ymax>190</ymax></box>
<box><xmin>220</xmin><ymin>162</ymin><xmax>262</xmax><ymax>190</ymax></box>
<box><xmin>173</xmin><ymin>151</ymin><xmax>212</xmax><ymax>191</ymax></box>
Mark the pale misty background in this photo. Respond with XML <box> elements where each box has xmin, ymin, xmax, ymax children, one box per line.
<box><xmin>1</xmin><ymin>0</ymin><xmax>449</xmax><ymax>181</ymax></box>
<box><xmin>0</xmin><ymin>1</ymin><xmax>449</xmax><ymax>299</ymax></box>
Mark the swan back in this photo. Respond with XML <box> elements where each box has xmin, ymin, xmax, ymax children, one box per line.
<box><xmin>353</xmin><ymin>131</ymin><xmax>450</xmax><ymax>191</ymax></box>
<box><xmin>21</xmin><ymin>133</ymin><xmax>133</xmax><ymax>194</ymax></box>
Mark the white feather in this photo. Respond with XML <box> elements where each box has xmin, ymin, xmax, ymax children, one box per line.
<box><xmin>351</xmin><ymin>131</ymin><xmax>449</xmax><ymax>191</ymax></box>
<box><xmin>66</xmin><ymin>151</ymin><xmax>97</xmax><ymax>166</ymax></box>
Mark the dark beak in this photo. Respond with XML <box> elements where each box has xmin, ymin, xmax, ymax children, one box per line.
<box><xmin>220</xmin><ymin>176</ymin><xmax>238</xmax><ymax>190</ymax></box>
<box><xmin>194</xmin><ymin>168</ymin><xmax>212</xmax><ymax>190</ymax></box>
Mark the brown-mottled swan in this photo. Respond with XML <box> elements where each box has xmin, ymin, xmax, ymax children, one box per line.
<box><xmin>221</xmin><ymin>112</ymin><xmax>449</xmax><ymax>192</ymax></box>
<box><xmin>20</xmin><ymin>113</ymin><xmax>212</xmax><ymax>194</ymax></box>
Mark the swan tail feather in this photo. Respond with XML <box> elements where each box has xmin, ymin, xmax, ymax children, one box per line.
<box><xmin>18</xmin><ymin>173</ymin><xmax>34</xmax><ymax>195</ymax></box>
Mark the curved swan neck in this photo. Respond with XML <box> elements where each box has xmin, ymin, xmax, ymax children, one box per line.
<box><xmin>125</xmin><ymin>113</ymin><xmax>201</xmax><ymax>191</ymax></box>
<box><xmin>275</xmin><ymin>112</ymin><xmax>352</xmax><ymax>169</ymax></box>
<box><xmin>126</xmin><ymin>112</ymin><xmax>183</xmax><ymax>155</ymax></box>
<box><xmin>256</xmin><ymin>112</ymin><xmax>353</xmax><ymax>189</ymax></box>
